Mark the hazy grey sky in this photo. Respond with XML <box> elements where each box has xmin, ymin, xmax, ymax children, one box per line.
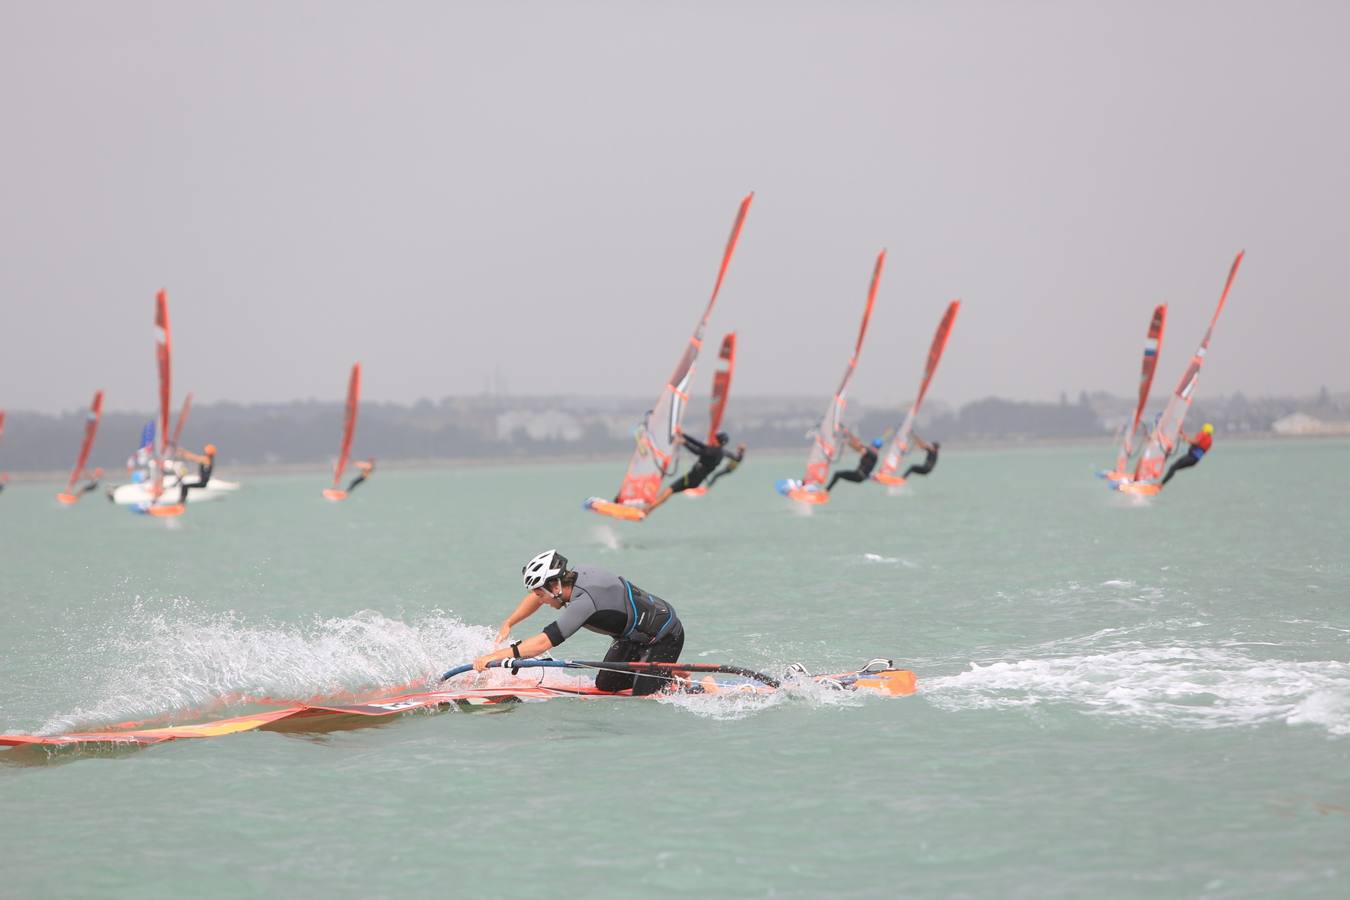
<box><xmin>3</xmin><ymin>1</ymin><xmax>1347</xmax><ymax>415</ymax></box>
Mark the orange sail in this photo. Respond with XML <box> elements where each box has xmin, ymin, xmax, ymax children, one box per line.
<box><xmin>152</xmin><ymin>290</ymin><xmax>172</xmax><ymax>501</ymax></box>
<box><xmin>705</xmin><ymin>333</ymin><xmax>736</xmax><ymax>443</ymax></box>
<box><xmin>607</xmin><ymin>193</ymin><xmax>753</xmax><ymax>510</ymax></box>
<box><xmin>1127</xmin><ymin>252</ymin><xmax>1243</xmax><ymax>487</ymax></box>
<box><xmin>785</xmin><ymin>250</ymin><xmax>885</xmax><ymax>498</ymax></box>
<box><xmin>328</xmin><ymin>363</ymin><xmax>361</xmax><ymax>495</ymax></box>
<box><xmin>1106</xmin><ymin>304</ymin><xmax>1167</xmax><ymax>477</ymax></box>
<box><xmin>60</xmin><ymin>390</ymin><xmax>104</xmax><ymax>499</ymax></box>
<box><xmin>874</xmin><ymin>300</ymin><xmax>960</xmax><ymax>484</ymax></box>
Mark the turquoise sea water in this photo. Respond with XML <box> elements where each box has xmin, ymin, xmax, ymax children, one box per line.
<box><xmin>2</xmin><ymin>440</ymin><xmax>1348</xmax><ymax>898</ymax></box>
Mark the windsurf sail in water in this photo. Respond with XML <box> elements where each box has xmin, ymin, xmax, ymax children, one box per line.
<box><xmin>324</xmin><ymin>363</ymin><xmax>361</xmax><ymax>500</ymax></box>
<box><xmin>57</xmin><ymin>390</ymin><xmax>104</xmax><ymax>503</ymax></box>
<box><xmin>0</xmin><ymin>659</ymin><xmax>915</xmax><ymax>753</ymax></box>
<box><xmin>777</xmin><ymin>250</ymin><xmax>885</xmax><ymax>503</ymax></box>
<box><xmin>874</xmin><ymin>299</ymin><xmax>960</xmax><ymax>485</ymax></box>
<box><xmin>705</xmin><ymin>332</ymin><xmax>736</xmax><ymax>443</ymax></box>
<box><xmin>1098</xmin><ymin>305</ymin><xmax>1167</xmax><ymax>479</ymax></box>
<box><xmin>1119</xmin><ymin>251</ymin><xmax>1243</xmax><ymax>493</ymax></box>
<box><xmin>586</xmin><ymin>193</ymin><xmax>753</xmax><ymax>520</ymax></box>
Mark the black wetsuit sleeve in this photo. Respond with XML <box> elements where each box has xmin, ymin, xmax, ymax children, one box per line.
<box><xmin>681</xmin><ymin>434</ymin><xmax>709</xmax><ymax>454</ymax></box>
<box><xmin>543</xmin><ymin>589</ymin><xmax>598</xmax><ymax>646</ymax></box>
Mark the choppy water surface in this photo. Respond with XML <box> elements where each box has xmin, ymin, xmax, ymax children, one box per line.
<box><xmin>1</xmin><ymin>440</ymin><xmax>1347</xmax><ymax>898</ymax></box>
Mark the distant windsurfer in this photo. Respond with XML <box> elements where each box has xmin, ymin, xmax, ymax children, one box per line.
<box><xmin>645</xmin><ymin>431</ymin><xmax>732</xmax><ymax>512</ymax></box>
<box><xmin>476</xmin><ymin>550</ymin><xmax>684</xmax><ymax>696</ymax></box>
<box><xmin>703</xmin><ymin>443</ymin><xmax>746</xmax><ymax>490</ymax></box>
<box><xmin>827</xmin><ymin>434</ymin><xmax>880</xmax><ymax>491</ymax></box>
<box><xmin>176</xmin><ymin>444</ymin><xmax>216</xmax><ymax>505</ymax></box>
<box><xmin>346</xmin><ymin>458</ymin><xmax>375</xmax><ymax>493</ymax></box>
<box><xmin>902</xmin><ymin>435</ymin><xmax>940</xmax><ymax>479</ymax></box>
<box><xmin>79</xmin><ymin>467</ymin><xmax>103</xmax><ymax>495</ymax></box>
<box><xmin>1161</xmin><ymin>424</ymin><xmax>1213</xmax><ymax>487</ymax></box>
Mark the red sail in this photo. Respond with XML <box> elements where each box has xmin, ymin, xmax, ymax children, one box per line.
<box><xmin>1132</xmin><ymin>252</ymin><xmax>1243</xmax><ymax>484</ymax></box>
<box><xmin>705</xmin><ymin>333</ymin><xmax>737</xmax><ymax>443</ymax></box>
<box><xmin>874</xmin><ymin>300</ymin><xmax>960</xmax><ymax>482</ymax></box>
<box><xmin>65</xmin><ymin>390</ymin><xmax>104</xmax><ymax>492</ymax></box>
<box><xmin>801</xmin><ymin>250</ymin><xmax>885</xmax><ymax>490</ymax></box>
<box><xmin>1112</xmin><ymin>304</ymin><xmax>1167</xmax><ymax>474</ymax></box>
<box><xmin>155</xmin><ymin>291</ymin><xmax>172</xmax><ymax>458</ymax></box>
<box><xmin>151</xmin><ymin>290</ymin><xmax>173</xmax><ymax>500</ymax></box>
<box><xmin>332</xmin><ymin>363</ymin><xmax>362</xmax><ymax>489</ymax></box>
<box><xmin>613</xmin><ymin>193</ymin><xmax>753</xmax><ymax>507</ymax></box>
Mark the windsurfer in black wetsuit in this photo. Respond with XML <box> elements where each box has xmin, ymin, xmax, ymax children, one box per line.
<box><xmin>475</xmin><ymin>550</ymin><xmax>684</xmax><ymax>696</ymax></box>
<box><xmin>346</xmin><ymin>458</ymin><xmax>374</xmax><ymax>493</ymax></box>
<box><xmin>645</xmin><ymin>431</ymin><xmax>732</xmax><ymax>512</ymax></box>
<box><xmin>176</xmin><ymin>444</ymin><xmax>216</xmax><ymax>505</ymax></box>
<box><xmin>1161</xmin><ymin>423</ymin><xmax>1213</xmax><ymax>487</ymax></box>
<box><xmin>902</xmin><ymin>435</ymin><xmax>940</xmax><ymax>479</ymax></box>
<box><xmin>704</xmin><ymin>442</ymin><xmax>746</xmax><ymax>490</ymax></box>
<box><xmin>827</xmin><ymin>434</ymin><xmax>881</xmax><ymax>491</ymax></box>
<box><xmin>79</xmin><ymin>467</ymin><xmax>103</xmax><ymax>495</ymax></box>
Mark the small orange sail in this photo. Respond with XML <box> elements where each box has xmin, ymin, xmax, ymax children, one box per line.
<box><xmin>325</xmin><ymin>363</ymin><xmax>361</xmax><ymax>500</ymax></box>
<box><xmin>57</xmin><ymin>390</ymin><xmax>104</xmax><ymax>504</ymax></box>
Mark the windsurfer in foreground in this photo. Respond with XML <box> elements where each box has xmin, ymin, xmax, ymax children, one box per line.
<box><xmin>176</xmin><ymin>444</ymin><xmax>216</xmax><ymax>504</ymax></box>
<box><xmin>645</xmin><ymin>431</ymin><xmax>733</xmax><ymax>512</ymax></box>
<box><xmin>1161</xmin><ymin>423</ymin><xmax>1213</xmax><ymax>487</ymax></box>
<box><xmin>902</xmin><ymin>435</ymin><xmax>940</xmax><ymax>479</ymax></box>
<box><xmin>346</xmin><ymin>458</ymin><xmax>375</xmax><ymax>494</ymax></box>
<box><xmin>476</xmin><ymin>550</ymin><xmax>684</xmax><ymax>696</ymax></box>
<box><xmin>827</xmin><ymin>433</ymin><xmax>880</xmax><ymax>491</ymax></box>
<box><xmin>704</xmin><ymin>442</ymin><xmax>747</xmax><ymax>491</ymax></box>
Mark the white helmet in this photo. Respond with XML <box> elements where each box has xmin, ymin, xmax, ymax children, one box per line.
<box><xmin>522</xmin><ymin>549</ymin><xmax>568</xmax><ymax>591</ymax></box>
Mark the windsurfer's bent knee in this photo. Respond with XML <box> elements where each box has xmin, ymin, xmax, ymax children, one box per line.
<box><xmin>177</xmin><ymin>444</ymin><xmax>216</xmax><ymax>504</ymax></box>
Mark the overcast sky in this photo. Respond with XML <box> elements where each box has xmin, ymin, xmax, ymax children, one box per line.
<box><xmin>3</xmin><ymin>1</ymin><xmax>1347</xmax><ymax>415</ymax></box>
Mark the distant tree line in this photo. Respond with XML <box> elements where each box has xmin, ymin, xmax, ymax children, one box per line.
<box><xmin>0</xmin><ymin>390</ymin><xmax>1340</xmax><ymax>473</ymax></box>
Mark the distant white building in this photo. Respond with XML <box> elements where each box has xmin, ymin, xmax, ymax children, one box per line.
<box><xmin>1271</xmin><ymin>413</ymin><xmax>1350</xmax><ymax>436</ymax></box>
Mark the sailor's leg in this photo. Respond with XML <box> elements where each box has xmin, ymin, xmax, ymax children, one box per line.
<box><xmin>631</xmin><ymin>627</ymin><xmax>685</xmax><ymax>697</ymax></box>
<box><xmin>594</xmin><ymin>640</ymin><xmax>642</xmax><ymax>693</ymax></box>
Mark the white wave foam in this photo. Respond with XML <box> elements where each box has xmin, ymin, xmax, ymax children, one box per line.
<box><xmin>658</xmin><ymin>674</ymin><xmax>869</xmax><ymax>720</ymax></box>
<box><xmin>592</xmin><ymin>525</ymin><xmax>622</xmax><ymax>551</ymax></box>
<box><xmin>39</xmin><ymin>604</ymin><xmax>495</xmax><ymax>734</ymax></box>
<box><xmin>925</xmin><ymin>645</ymin><xmax>1350</xmax><ymax>735</ymax></box>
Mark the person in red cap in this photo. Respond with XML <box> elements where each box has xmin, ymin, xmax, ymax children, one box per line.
<box><xmin>1162</xmin><ymin>424</ymin><xmax>1214</xmax><ymax>487</ymax></box>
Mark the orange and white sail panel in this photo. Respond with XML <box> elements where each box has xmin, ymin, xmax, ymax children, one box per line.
<box><xmin>610</xmin><ymin>193</ymin><xmax>753</xmax><ymax>509</ymax></box>
<box><xmin>1129</xmin><ymin>252</ymin><xmax>1243</xmax><ymax>485</ymax></box>
<box><xmin>325</xmin><ymin>363</ymin><xmax>361</xmax><ymax>499</ymax></box>
<box><xmin>58</xmin><ymin>390</ymin><xmax>104</xmax><ymax>503</ymax></box>
<box><xmin>798</xmin><ymin>250</ymin><xmax>885</xmax><ymax>492</ymax></box>
<box><xmin>874</xmin><ymin>299</ymin><xmax>960</xmax><ymax>485</ymax></box>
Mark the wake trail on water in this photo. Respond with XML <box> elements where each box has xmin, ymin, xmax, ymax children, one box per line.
<box><xmin>924</xmin><ymin>643</ymin><xmax>1350</xmax><ymax>736</ymax></box>
<box><xmin>37</xmin><ymin>602</ymin><xmax>496</xmax><ymax>735</ymax></box>
<box><xmin>29</xmin><ymin>602</ymin><xmax>887</xmax><ymax>733</ymax></box>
